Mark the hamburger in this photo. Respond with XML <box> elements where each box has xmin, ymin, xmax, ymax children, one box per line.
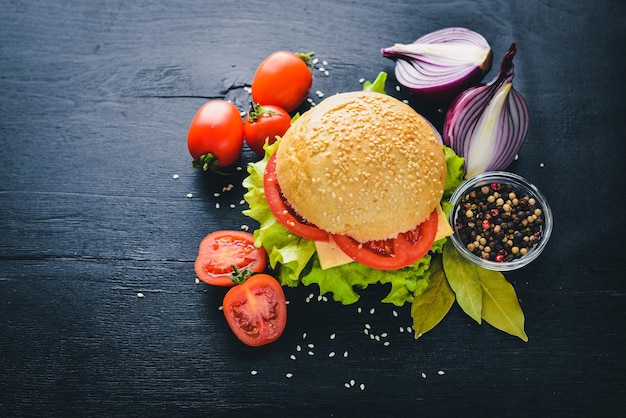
<box><xmin>260</xmin><ymin>91</ymin><xmax>451</xmax><ymax>271</ymax></box>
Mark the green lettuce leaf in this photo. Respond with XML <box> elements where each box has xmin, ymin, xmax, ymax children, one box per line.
<box><xmin>443</xmin><ymin>145</ymin><xmax>466</xmax><ymax>198</ymax></box>
<box><xmin>242</xmin><ymin>140</ymin><xmax>316</xmax><ymax>287</ymax></box>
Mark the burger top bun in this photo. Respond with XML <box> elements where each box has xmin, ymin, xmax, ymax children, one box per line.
<box><xmin>275</xmin><ymin>91</ymin><xmax>446</xmax><ymax>242</ymax></box>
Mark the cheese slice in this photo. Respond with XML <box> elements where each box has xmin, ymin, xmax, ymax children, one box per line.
<box><xmin>315</xmin><ymin>236</ymin><xmax>355</xmax><ymax>270</ymax></box>
<box><xmin>434</xmin><ymin>203</ymin><xmax>453</xmax><ymax>241</ymax></box>
<box><xmin>315</xmin><ymin>204</ymin><xmax>454</xmax><ymax>270</ymax></box>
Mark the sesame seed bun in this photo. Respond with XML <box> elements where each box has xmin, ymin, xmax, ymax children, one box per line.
<box><xmin>274</xmin><ymin>91</ymin><xmax>446</xmax><ymax>242</ymax></box>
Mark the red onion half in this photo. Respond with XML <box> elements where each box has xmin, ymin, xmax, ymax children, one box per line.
<box><xmin>381</xmin><ymin>27</ymin><xmax>493</xmax><ymax>101</ymax></box>
<box><xmin>443</xmin><ymin>43</ymin><xmax>529</xmax><ymax>178</ymax></box>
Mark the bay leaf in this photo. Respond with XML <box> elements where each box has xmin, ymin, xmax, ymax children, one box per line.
<box><xmin>442</xmin><ymin>242</ymin><xmax>482</xmax><ymax>324</ymax></box>
<box><xmin>411</xmin><ymin>256</ymin><xmax>455</xmax><ymax>339</ymax></box>
<box><xmin>477</xmin><ymin>268</ymin><xmax>529</xmax><ymax>342</ymax></box>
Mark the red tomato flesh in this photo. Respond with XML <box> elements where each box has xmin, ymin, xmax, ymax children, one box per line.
<box><xmin>194</xmin><ymin>230</ymin><xmax>267</xmax><ymax>287</ymax></box>
<box><xmin>332</xmin><ymin>209</ymin><xmax>439</xmax><ymax>270</ymax></box>
<box><xmin>263</xmin><ymin>153</ymin><xmax>329</xmax><ymax>241</ymax></box>
<box><xmin>251</xmin><ymin>51</ymin><xmax>313</xmax><ymax>113</ymax></box>
<box><xmin>223</xmin><ymin>274</ymin><xmax>287</xmax><ymax>347</ymax></box>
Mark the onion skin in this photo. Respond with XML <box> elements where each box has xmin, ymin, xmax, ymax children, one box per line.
<box><xmin>443</xmin><ymin>43</ymin><xmax>529</xmax><ymax>178</ymax></box>
<box><xmin>382</xmin><ymin>27</ymin><xmax>493</xmax><ymax>102</ymax></box>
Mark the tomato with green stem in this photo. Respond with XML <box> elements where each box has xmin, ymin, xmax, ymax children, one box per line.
<box><xmin>222</xmin><ymin>269</ymin><xmax>287</xmax><ymax>347</ymax></box>
<box><xmin>251</xmin><ymin>51</ymin><xmax>314</xmax><ymax>113</ymax></box>
<box><xmin>244</xmin><ymin>103</ymin><xmax>291</xmax><ymax>156</ymax></box>
<box><xmin>194</xmin><ymin>230</ymin><xmax>267</xmax><ymax>287</ymax></box>
<box><xmin>187</xmin><ymin>100</ymin><xmax>244</xmax><ymax>171</ymax></box>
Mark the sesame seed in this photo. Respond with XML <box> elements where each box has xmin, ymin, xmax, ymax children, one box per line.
<box><xmin>214</xmin><ymin>193</ymin><xmax>220</xmax><ymax>197</ymax></box>
<box><xmin>395</xmin><ymin>85</ymin><xmax>401</xmax><ymax>91</ymax></box>
<box><xmin>290</xmin><ymin>354</ymin><xmax>296</xmax><ymax>360</ymax></box>
<box><xmin>343</xmin><ymin>351</ymin><xmax>349</xmax><ymax>358</ymax></box>
<box><xmin>329</xmin><ymin>351</ymin><xmax>336</xmax><ymax>358</ymax></box>
<box><xmin>218</xmin><ymin>305</ymin><xmax>223</xmax><ymax>311</ymax></box>
<box><xmin>186</xmin><ymin>193</ymin><xmax>193</xmax><ymax>199</ymax></box>
<box><xmin>364</xmin><ymin>329</ymin><xmax>369</xmax><ymax>336</ymax></box>
<box><xmin>229</xmin><ymin>204</ymin><xmax>236</xmax><ymax>209</ymax></box>
<box><xmin>195</xmin><ymin>278</ymin><xmax>199</xmax><ymax>284</ymax></box>
<box><xmin>438</xmin><ymin>370</ymin><xmax>445</xmax><ymax>376</ymax></box>
<box><xmin>350</xmin><ymin>379</ymin><xmax>356</xmax><ymax>387</ymax></box>
<box><xmin>324</xmin><ymin>71</ymin><xmax>329</xmax><ymax>76</ymax></box>
<box><xmin>296</xmin><ymin>344</ymin><xmax>302</xmax><ymax>352</ymax></box>
<box><xmin>136</xmin><ymin>292</ymin><xmax>144</xmax><ymax>298</ymax></box>
<box><xmin>302</xmin><ymin>332</ymin><xmax>307</xmax><ymax>339</ymax></box>
<box><xmin>399</xmin><ymin>326</ymin><xmax>405</xmax><ymax>333</ymax></box>
<box><xmin>240</xmin><ymin>225</ymin><xmax>249</xmax><ymax>231</ymax></box>
<box><xmin>344</xmin><ymin>383</ymin><xmax>351</xmax><ymax>388</ymax></box>
<box><xmin>357</xmin><ymin>307</ymin><xmax>362</xmax><ymax>314</ymax></box>
<box><xmin>359</xmin><ymin>383</ymin><xmax>366</xmax><ymax>391</ymax></box>
<box><xmin>308</xmin><ymin>351</ymin><xmax>314</xmax><ymax>356</ymax></box>
<box><xmin>383</xmin><ymin>341</ymin><xmax>390</xmax><ymax>347</ymax></box>
<box><xmin>540</xmin><ymin>162</ymin><xmax>545</xmax><ymax>167</ymax></box>
<box><xmin>172</xmin><ymin>174</ymin><xmax>179</xmax><ymax>179</ymax></box>
<box><xmin>312</xmin><ymin>58</ymin><xmax>319</xmax><ymax>64</ymax></box>
<box><xmin>365</xmin><ymin>323</ymin><xmax>371</xmax><ymax>329</ymax></box>
<box><xmin>359</xmin><ymin>78</ymin><xmax>365</xmax><ymax>83</ymax></box>
<box><xmin>215</xmin><ymin>203</ymin><xmax>220</xmax><ymax>209</ymax></box>
<box><xmin>322</xmin><ymin>60</ymin><xmax>328</xmax><ymax>66</ymax></box>
<box><xmin>421</xmin><ymin>373</ymin><xmax>427</xmax><ymax>379</ymax></box>
<box><xmin>369</xmin><ymin>308</ymin><xmax>375</xmax><ymax>314</ymax></box>
<box><xmin>329</xmin><ymin>333</ymin><xmax>336</xmax><ymax>340</ymax></box>
<box><xmin>308</xmin><ymin>343</ymin><xmax>315</xmax><ymax>349</ymax></box>
<box><xmin>250</xmin><ymin>370</ymin><xmax>258</xmax><ymax>376</ymax></box>
<box><xmin>392</xmin><ymin>310</ymin><xmax>398</xmax><ymax>317</ymax></box>
<box><xmin>286</xmin><ymin>373</ymin><xmax>293</xmax><ymax>378</ymax></box>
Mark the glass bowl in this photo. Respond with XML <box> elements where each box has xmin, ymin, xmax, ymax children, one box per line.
<box><xmin>448</xmin><ymin>171</ymin><xmax>553</xmax><ymax>271</ymax></box>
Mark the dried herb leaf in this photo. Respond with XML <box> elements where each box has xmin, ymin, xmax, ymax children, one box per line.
<box><xmin>478</xmin><ymin>268</ymin><xmax>528</xmax><ymax>342</ymax></box>
<box><xmin>411</xmin><ymin>255</ymin><xmax>455</xmax><ymax>339</ymax></box>
<box><xmin>442</xmin><ymin>242</ymin><xmax>482</xmax><ymax>323</ymax></box>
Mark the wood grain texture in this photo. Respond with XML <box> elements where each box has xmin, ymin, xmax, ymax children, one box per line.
<box><xmin>1</xmin><ymin>0</ymin><xmax>625</xmax><ymax>416</ymax></box>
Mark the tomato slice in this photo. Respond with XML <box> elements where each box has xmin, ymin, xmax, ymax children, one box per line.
<box><xmin>263</xmin><ymin>153</ymin><xmax>329</xmax><ymax>241</ymax></box>
<box><xmin>194</xmin><ymin>230</ymin><xmax>267</xmax><ymax>287</ymax></box>
<box><xmin>222</xmin><ymin>274</ymin><xmax>287</xmax><ymax>347</ymax></box>
<box><xmin>332</xmin><ymin>209</ymin><xmax>439</xmax><ymax>270</ymax></box>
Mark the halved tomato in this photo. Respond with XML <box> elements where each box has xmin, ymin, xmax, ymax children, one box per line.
<box><xmin>332</xmin><ymin>209</ymin><xmax>439</xmax><ymax>270</ymax></box>
<box><xmin>223</xmin><ymin>273</ymin><xmax>287</xmax><ymax>347</ymax></box>
<box><xmin>263</xmin><ymin>153</ymin><xmax>329</xmax><ymax>242</ymax></box>
<box><xmin>194</xmin><ymin>230</ymin><xmax>267</xmax><ymax>287</ymax></box>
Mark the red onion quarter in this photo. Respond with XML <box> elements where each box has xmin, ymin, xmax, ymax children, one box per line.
<box><xmin>382</xmin><ymin>27</ymin><xmax>493</xmax><ymax>101</ymax></box>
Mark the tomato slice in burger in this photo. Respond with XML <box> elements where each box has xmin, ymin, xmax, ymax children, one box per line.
<box><xmin>223</xmin><ymin>273</ymin><xmax>287</xmax><ymax>347</ymax></box>
<box><xmin>264</xmin><ymin>153</ymin><xmax>329</xmax><ymax>242</ymax></box>
<box><xmin>332</xmin><ymin>209</ymin><xmax>439</xmax><ymax>270</ymax></box>
<box><xmin>194</xmin><ymin>230</ymin><xmax>267</xmax><ymax>287</ymax></box>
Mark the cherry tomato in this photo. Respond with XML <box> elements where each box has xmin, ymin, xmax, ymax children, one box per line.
<box><xmin>194</xmin><ymin>230</ymin><xmax>267</xmax><ymax>287</ymax></box>
<box><xmin>263</xmin><ymin>153</ymin><xmax>329</xmax><ymax>241</ymax></box>
<box><xmin>223</xmin><ymin>273</ymin><xmax>287</xmax><ymax>347</ymax></box>
<box><xmin>187</xmin><ymin>100</ymin><xmax>244</xmax><ymax>171</ymax></box>
<box><xmin>244</xmin><ymin>103</ymin><xmax>291</xmax><ymax>156</ymax></box>
<box><xmin>251</xmin><ymin>51</ymin><xmax>314</xmax><ymax>113</ymax></box>
<box><xmin>332</xmin><ymin>209</ymin><xmax>439</xmax><ymax>271</ymax></box>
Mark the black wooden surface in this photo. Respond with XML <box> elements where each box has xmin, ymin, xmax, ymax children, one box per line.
<box><xmin>1</xmin><ymin>0</ymin><xmax>625</xmax><ymax>416</ymax></box>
